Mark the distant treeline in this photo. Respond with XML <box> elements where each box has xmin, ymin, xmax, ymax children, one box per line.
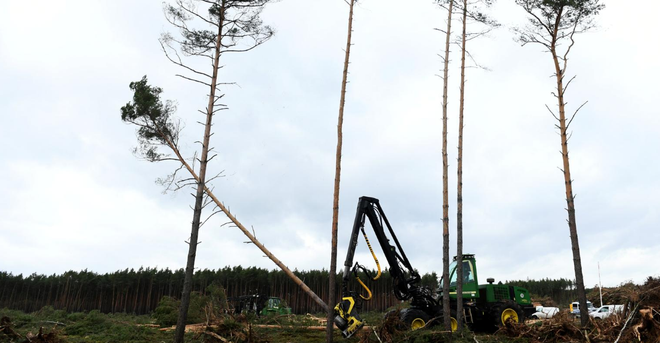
<box><xmin>1</xmin><ymin>268</ymin><xmax>581</xmax><ymax>315</ymax></box>
<box><xmin>0</xmin><ymin>267</ymin><xmax>439</xmax><ymax>315</ymax></box>
<box><xmin>507</xmin><ymin>277</ymin><xmax>584</xmax><ymax>306</ymax></box>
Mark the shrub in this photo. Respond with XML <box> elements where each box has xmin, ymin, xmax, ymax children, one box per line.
<box><xmin>153</xmin><ymin>296</ymin><xmax>179</xmax><ymax>327</ymax></box>
<box><xmin>65</xmin><ymin>310</ymin><xmax>112</xmax><ymax>336</ymax></box>
<box><xmin>152</xmin><ymin>292</ymin><xmax>213</xmax><ymax>327</ymax></box>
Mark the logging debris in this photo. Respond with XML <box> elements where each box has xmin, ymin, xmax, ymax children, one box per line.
<box><xmin>0</xmin><ymin>316</ymin><xmax>62</xmax><ymax>343</ymax></box>
<box><xmin>499</xmin><ymin>276</ymin><xmax>660</xmax><ymax>342</ymax></box>
<box><xmin>1</xmin><ymin>316</ymin><xmax>21</xmax><ymax>340</ymax></box>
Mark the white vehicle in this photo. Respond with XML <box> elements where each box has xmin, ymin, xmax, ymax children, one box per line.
<box><xmin>589</xmin><ymin>305</ymin><xmax>624</xmax><ymax>319</ymax></box>
<box><xmin>570</xmin><ymin>301</ymin><xmax>596</xmax><ymax>317</ymax></box>
<box><xmin>530</xmin><ymin>306</ymin><xmax>560</xmax><ymax>319</ymax></box>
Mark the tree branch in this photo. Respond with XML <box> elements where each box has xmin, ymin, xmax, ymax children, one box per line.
<box><xmin>566</xmin><ymin>101</ymin><xmax>587</xmax><ymax>130</ymax></box>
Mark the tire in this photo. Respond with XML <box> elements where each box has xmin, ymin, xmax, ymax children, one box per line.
<box><xmin>516</xmin><ymin>305</ymin><xmax>526</xmax><ymax>324</ymax></box>
<box><xmin>400</xmin><ymin>308</ymin><xmax>430</xmax><ymax>331</ymax></box>
<box><xmin>492</xmin><ymin>301</ymin><xmax>524</xmax><ymax>327</ymax></box>
<box><xmin>449</xmin><ymin>309</ymin><xmax>459</xmax><ymax>332</ymax></box>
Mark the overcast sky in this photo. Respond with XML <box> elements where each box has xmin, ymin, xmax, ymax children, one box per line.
<box><xmin>1</xmin><ymin>0</ymin><xmax>658</xmax><ymax>289</ymax></box>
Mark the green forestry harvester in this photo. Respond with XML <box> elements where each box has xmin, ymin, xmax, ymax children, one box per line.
<box><xmin>230</xmin><ymin>295</ymin><xmax>291</xmax><ymax>316</ymax></box>
<box><xmin>333</xmin><ymin>196</ymin><xmax>535</xmax><ymax>338</ymax></box>
<box><xmin>260</xmin><ymin>296</ymin><xmax>292</xmax><ymax>316</ymax></box>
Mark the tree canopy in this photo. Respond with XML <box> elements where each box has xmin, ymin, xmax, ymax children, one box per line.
<box><xmin>515</xmin><ymin>0</ymin><xmax>604</xmax><ymax>48</ymax></box>
<box><xmin>120</xmin><ymin>76</ymin><xmax>179</xmax><ymax>162</ymax></box>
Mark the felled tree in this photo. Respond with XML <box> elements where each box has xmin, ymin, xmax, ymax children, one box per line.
<box><xmin>160</xmin><ymin>1</ymin><xmax>275</xmax><ymax>341</ymax></box>
<box><xmin>122</xmin><ymin>2</ymin><xmax>328</xmax><ymax>342</ymax></box>
<box><xmin>121</xmin><ymin>78</ymin><xmax>180</xmax><ymax>163</ymax></box>
<box><xmin>121</xmin><ymin>77</ymin><xmax>328</xmax><ymax>325</ymax></box>
<box><xmin>514</xmin><ymin>0</ymin><xmax>604</xmax><ymax>326</ymax></box>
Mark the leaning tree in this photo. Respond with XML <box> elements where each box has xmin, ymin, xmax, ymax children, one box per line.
<box><xmin>158</xmin><ymin>1</ymin><xmax>275</xmax><ymax>340</ymax></box>
<box><xmin>121</xmin><ymin>76</ymin><xmax>329</xmax><ymax>319</ymax></box>
<box><xmin>121</xmin><ymin>1</ymin><xmax>329</xmax><ymax>342</ymax></box>
<box><xmin>514</xmin><ymin>0</ymin><xmax>604</xmax><ymax>326</ymax></box>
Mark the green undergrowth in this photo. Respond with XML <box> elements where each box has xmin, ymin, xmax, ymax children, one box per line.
<box><xmin>0</xmin><ymin>307</ymin><xmax>532</xmax><ymax>343</ymax></box>
<box><xmin>0</xmin><ymin>307</ymin><xmax>201</xmax><ymax>343</ymax></box>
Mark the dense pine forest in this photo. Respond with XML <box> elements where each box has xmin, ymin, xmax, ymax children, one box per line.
<box><xmin>0</xmin><ymin>267</ymin><xmax>582</xmax><ymax>317</ymax></box>
<box><xmin>0</xmin><ymin>267</ymin><xmax>440</xmax><ymax>315</ymax></box>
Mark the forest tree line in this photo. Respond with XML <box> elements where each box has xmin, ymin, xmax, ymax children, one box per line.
<box><xmin>0</xmin><ymin>267</ymin><xmax>585</xmax><ymax>315</ymax></box>
<box><xmin>0</xmin><ymin>267</ymin><xmax>439</xmax><ymax>315</ymax></box>
<box><xmin>507</xmin><ymin>277</ymin><xmax>588</xmax><ymax>307</ymax></box>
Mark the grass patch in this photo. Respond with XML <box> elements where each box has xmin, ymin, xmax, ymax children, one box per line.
<box><xmin>1</xmin><ymin>307</ymin><xmax>535</xmax><ymax>343</ymax></box>
<box><xmin>0</xmin><ymin>307</ymin><xmax>203</xmax><ymax>343</ymax></box>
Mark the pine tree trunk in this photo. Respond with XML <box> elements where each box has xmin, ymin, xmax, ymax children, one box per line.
<box><xmin>327</xmin><ymin>0</ymin><xmax>356</xmax><ymax>341</ymax></box>
<box><xmin>147</xmin><ymin>277</ymin><xmax>154</xmax><ymax>313</ymax></box>
<box><xmin>174</xmin><ymin>2</ymin><xmax>226</xmax><ymax>342</ymax></box>
<box><xmin>441</xmin><ymin>0</ymin><xmax>454</xmax><ymax>335</ymax></box>
<box><xmin>541</xmin><ymin>7</ymin><xmax>589</xmax><ymax>326</ymax></box>
<box><xmin>550</xmin><ymin>45</ymin><xmax>588</xmax><ymax>327</ymax></box>
<box><xmin>111</xmin><ymin>284</ymin><xmax>116</xmax><ymax>314</ymax></box>
<box><xmin>455</xmin><ymin>0</ymin><xmax>467</xmax><ymax>332</ymax></box>
<box><xmin>134</xmin><ymin>277</ymin><xmax>140</xmax><ymax>313</ymax></box>
<box><xmin>62</xmin><ymin>277</ymin><xmax>69</xmax><ymax>310</ymax></box>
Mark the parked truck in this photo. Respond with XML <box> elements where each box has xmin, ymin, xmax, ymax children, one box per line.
<box><xmin>530</xmin><ymin>306</ymin><xmax>560</xmax><ymax>319</ymax></box>
<box><xmin>589</xmin><ymin>305</ymin><xmax>624</xmax><ymax>319</ymax></box>
<box><xmin>570</xmin><ymin>300</ymin><xmax>596</xmax><ymax>318</ymax></box>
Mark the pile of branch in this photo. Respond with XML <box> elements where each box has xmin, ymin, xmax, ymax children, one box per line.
<box><xmin>0</xmin><ymin>317</ymin><xmax>62</xmax><ymax>343</ymax></box>
<box><xmin>358</xmin><ymin>309</ymin><xmax>450</xmax><ymax>343</ymax></box>
<box><xmin>499</xmin><ymin>311</ymin><xmax>583</xmax><ymax>342</ymax></box>
<box><xmin>359</xmin><ymin>309</ymin><xmax>406</xmax><ymax>343</ymax></box>
<box><xmin>609</xmin><ymin>276</ymin><xmax>660</xmax><ymax>343</ymax></box>
<box><xmin>589</xmin><ymin>282</ymin><xmax>638</xmax><ymax>306</ymax></box>
<box><xmin>499</xmin><ymin>277</ymin><xmax>660</xmax><ymax>342</ymax></box>
<box><xmin>193</xmin><ymin>313</ymin><xmax>260</xmax><ymax>343</ymax></box>
<box><xmin>1</xmin><ymin>316</ymin><xmax>22</xmax><ymax>341</ymax></box>
<box><xmin>22</xmin><ymin>327</ymin><xmax>62</xmax><ymax>343</ymax></box>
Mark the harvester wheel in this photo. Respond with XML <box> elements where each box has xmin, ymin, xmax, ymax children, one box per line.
<box><xmin>449</xmin><ymin>309</ymin><xmax>459</xmax><ymax>332</ymax></box>
<box><xmin>401</xmin><ymin>308</ymin><xmax>430</xmax><ymax>331</ymax></box>
<box><xmin>493</xmin><ymin>301</ymin><xmax>524</xmax><ymax>327</ymax></box>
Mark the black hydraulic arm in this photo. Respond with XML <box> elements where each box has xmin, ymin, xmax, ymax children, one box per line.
<box><xmin>334</xmin><ymin>196</ymin><xmax>438</xmax><ymax>338</ymax></box>
<box><xmin>340</xmin><ymin>196</ymin><xmax>420</xmax><ymax>300</ymax></box>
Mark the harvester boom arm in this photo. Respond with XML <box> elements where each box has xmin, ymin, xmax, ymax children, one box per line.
<box><xmin>334</xmin><ymin>196</ymin><xmax>438</xmax><ymax>338</ymax></box>
<box><xmin>341</xmin><ymin>196</ymin><xmax>419</xmax><ymax>299</ymax></box>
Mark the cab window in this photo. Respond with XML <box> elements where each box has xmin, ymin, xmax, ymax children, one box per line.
<box><xmin>449</xmin><ymin>261</ymin><xmax>474</xmax><ymax>287</ymax></box>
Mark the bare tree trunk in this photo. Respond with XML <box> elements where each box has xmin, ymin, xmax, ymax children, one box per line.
<box><xmin>513</xmin><ymin>0</ymin><xmax>599</xmax><ymax>329</ymax></box>
<box><xmin>550</xmin><ymin>45</ymin><xmax>588</xmax><ymax>327</ymax></box>
<box><xmin>441</xmin><ymin>0</ymin><xmax>454</xmax><ymax>335</ymax></box>
<box><xmin>455</xmin><ymin>0</ymin><xmax>467</xmax><ymax>333</ymax></box>
<box><xmin>174</xmin><ymin>3</ymin><xmax>226</xmax><ymax>342</ymax></box>
<box><xmin>538</xmin><ymin>6</ymin><xmax>590</xmax><ymax>326</ymax></box>
<box><xmin>327</xmin><ymin>0</ymin><xmax>356</xmax><ymax>341</ymax></box>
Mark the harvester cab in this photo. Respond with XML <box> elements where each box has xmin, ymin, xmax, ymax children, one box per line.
<box><xmin>443</xmin><ymin>254</ymin><xmax>480</xmax><ymax>300</ymax></box>
<box><xmin>260</xmin><ymin>297</ymin><xmax>292</xmax><ymax>316</ymax></box>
